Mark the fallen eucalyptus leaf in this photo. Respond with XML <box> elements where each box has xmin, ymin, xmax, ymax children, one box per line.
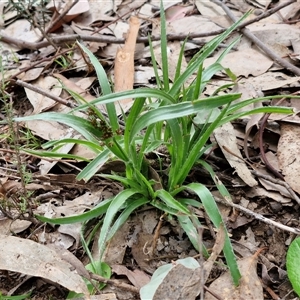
<box><xmin>0</xmin><ymin>235</ymin><xmax>89</xmax><ymax>296</ymax></box>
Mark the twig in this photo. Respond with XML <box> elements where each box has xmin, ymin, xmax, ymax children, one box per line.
<box><xmin>151</xmin><ymin>213</ymin><xmax>165</xmax><ymax>256</ymax></box>
<box><xmin>6</xmin><ymin>48</ymin><xmax>75</xmax><ymax>82</ymax></box>
<box><xmin>211</xmin><ymin>0</ymin><xmax>300</xmax><ymax>76</ymax></box>
<box><xmin>214</xmin><ymin>195</ymin><xmax>300</xmax><ymax>235</ymax></box>
<box><xmin>258</xmin><ymin>91</ymin><xmax>300</xmax><ymax>189</ymax></box>
<box><xmin>45</xmin><ymin>0</ymin><xmax>79</xmax><ymax>34</ymax></box>
<box><xmin>261</xmin><ymin>280</ymin><xmax>281</xmax><ymax>300</ymax></box>
<box><xmin>203</xmin><ymin>285</ymin><xmax>223</xmax><ymax>300</ymax></box>
<box><xmin>0</xmin><ymin>32</ymin><xmax>223</xmax><ymax>51</ymax></box>
<box><xmin>258</xmin><ymin>113</ymin><xmax>285</xmax><ymax>181</ymax></box>
<box><xmin>15</xmin><ymin>79</ymin><xmax>77</xmax><ymax>108</ymax></box>
<box><xmin>239</xmin><ymin>0</ymin><xmax>296</xmax><ymax>26</ymax></box>
<box><xmin>92</xmin><ymin>7</ymin><xmax>137</xmax><ymax>35</ymax></box>
<box><xmin>89</xmin><ymin>272</ymin><xmax>139</xmax><ymax>294</ymax></box>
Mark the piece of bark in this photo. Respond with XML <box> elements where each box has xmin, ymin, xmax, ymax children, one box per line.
<box><xmin>114</xmin><ymin>16</ymin><xmax>140</xmax><ymax>115</ymax></box>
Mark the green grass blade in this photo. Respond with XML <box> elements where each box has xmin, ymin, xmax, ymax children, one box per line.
<box><xmin>70</xmin><ymin>89</ymin><xmax>176</xmax><ymax>111</ymax></box>
<box><xmin>106</xmin><ymin>137</ymin><xmax>129</xmax><ymax>162</ymax></box>
<box><xmin>186</xmin><ymin>183</ymin><xmax>241</xmax><ymax>286</ymax></box>
<box><xmin>174</xmin><ymin>38</ymin><xmax>188</xmax><ymax>83</ymax></box>
<box><xmin>198</xmin><ymin>160</ymin><xmax>232</xmax><ymax>201</ymax></box>
<box><xmin>124</xmin><ymin>97</ymin><xmax>146</xmax><ymax>151</ymax></box>
<box><xmin>43</xmin><ymin>138</ymin><xmax>103</xmax><ymax>153</ymax></box>
<box><xmin>159</xmin><ymin>0</ymin><xmax>169</xmax><ymax>91</ymax></box>
<box><xmin>130</xmin><ymin>94</ymin><xmax>241</xmax><ymax>140</ymax></box>
<box><xmin>221</xmin><ymin>106</ymin><xmax>293</xmax><ymax>125</ymax></box>
<box><xmin>155</xmin><ymin>189</ymin><xmax>191</xmax><ymax>215</ymax></box>
<box><xmin>192</xmin><ymin>63</ymin><xmax>203</xmax><ymax>100</ymax></box>
<box><xmin>21</xmin><ymin>148</ymin><xmax>90</xmax><ymax>161</ymax></box>
<box><xmin>177</xmin><ymin>215</ymin><xmax>201</xmax><ymax>251</ymax></box>
<box><xmin>100</xmin><ymin>173</ymin><xmax>144</xmax><ymax>191</ymax></box>
<box><xmin>98</xmin><ymin>189</ymin><xmax>141</xmax><ymax>259</ymax></box>
<box><xmin>107</xmin><ymin>197</ymin><xmax>149</xmax><ymax>240</ymax></box>
<box><xmin>77</xmin><ymin>41</ymin><xmax>119</xmax><ymax>130</ymax></box>
<box><xmin>169</xmin><ymin>12</ymin><xmax>250</xmax><ymax>97</ymax></box>
<box><xmin>35</xmin><ymin>198</ymin><xmax>113</xmax><ymax>224</ymax></box>
<box><xmin>15</xmin><ymin>113</ymin><xmax>102</xmax><ymax>143</ymax></box>
<box><xmin>149</xmin><ymin>36</ymin><xmax>163</xmax><ymax>90</ymax></box>
<box><xmin>169</xmin><ymin>103</ymin><xmax>231</xmax><ymax>188</ymax></box>
<box><xmin>76</xmin><ymin>148</ymin><xmax>111</xmax><ymax>181</ymax></box>
<box><xmin>227</xmin><ymin>94</ymin><xmax>300</xmax><ymax>113</ymax></box>
<box><xmin>166</xmin><ymin>118</ymin><xmax>184</xmax><ymax>182</ymax></box>
<box><xmin>150</xmin><ymin>199</ymin><xmax>183</xmax><ymax>215</ymax></box>
<box><xmin>77</xmin><ymin>42</ymin><xmax>111</xmax><ymax>95</ymax></box>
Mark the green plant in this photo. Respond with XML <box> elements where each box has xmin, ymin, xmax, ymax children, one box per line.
<box><xmin>54</xmin><ymin>49</ymin><xmax>74</xmax><ymax>70</ymax></box>
<box><xmin>0</xmin><ymin>58</ymin><xmax>37</xmax><ymax>217</ymax></box>
<box><xmin>286</xmin><ymin>237</ymin><xmax>300</xmax><ymax>296</ymax></box>
<box><xmin>0</xmin><ymin>292</ymin><xmax>31</xmax><ymax>300</ymax></box>
<box><xmin>14</xmin><ymin>4</ymin><xmax>294</xmax><ymax>290</ymax></box>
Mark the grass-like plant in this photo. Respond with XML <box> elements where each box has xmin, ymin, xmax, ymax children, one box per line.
<box><xmin>14</xmin><ymin>4</ymin><xmax>293</xmax><ymax>292</ymax></box>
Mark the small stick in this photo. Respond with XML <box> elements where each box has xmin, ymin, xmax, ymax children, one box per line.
<box><xmin>45</xmin><ymin>0</ymin><xmax>79</xmax><ymax>34</ymax></box>
<box><xmin>258</xmin><ymin>113</ymin><xmax>284</xmax><ymax>181</ymax></box>
<box><xmin>15</xmin><ymin>79</ymin><xmax>76</xmax><ymax>108</ymax></box>
<box><xmin>89</xmin><ymin>272</ymin><xmax>139</xmax><ymax>294</ymax></box>
<box><xmin>214</xmin><ymin>195</ymin><xmax>300</xmax><ymax>235</ymax></box>
<box><xmin>151</xmin><ymin>213</ymin><xmax>165</xmax><ymax>256</ymax></box>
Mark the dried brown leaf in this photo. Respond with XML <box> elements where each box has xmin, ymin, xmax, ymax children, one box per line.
<box><xmin>0</xmin><ymin>235</ymin><xmax>89</xmax><ymax>296</ymax></box>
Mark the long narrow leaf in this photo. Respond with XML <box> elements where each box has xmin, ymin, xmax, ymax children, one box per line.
<box><xmin>77</xmin><ymin>42</ymin><xmax>111</xmax><ymax>95</ymax></box>
<box><xmin>227</xmin><ymin>94</ymin><xmax>300</xmax><ymax>113</ymax></box>
<box><xmin>77</xmin><ymin>42</ymin><xmax>119</xmax><ymax>131</ymax></box>
<box><xmin>169</xmin><ymin>12</ymin><xmax>250</xmax><ymax>97</ymax></box>
<box><xmin>130</xmin><ymin>94</ymin><xmax>241</xmax><ymax>140</ymax></box>
<box><xmin>177</xmin><ymin>215</ymin><xmax>201</xmax><ymax>252</ymax></box>
<box><xmin>186</xmin><ymin>183</ymin><xmax>241</xmax><ymax>286</ymax></box>
<box><xmin>15</xmin><ymin>113</ymin><xmax>102</xmax><ymax>144</ymax></box>
<box><xmin>72</xmin><ymin>88</ymin><xmax>176</xmax><ymax>111</ymax></box>
<box><xmin>159</xmin><ymin>1</ymin><xmax>169</xmax><ymax>91</ymax></box>
<box><xmin>21</xmin><ymin>148</ymin><xmax>90</xmax><ymax>161</ymax></box>
<box><xmin>77</xmin><ymin>148</ymin><xmax>112</xmax><ymax>181</ymax></box>
<box><xmin>35</xmin><ymin>198</ymin><xmax>113</xmax><ymax>224</ymax></box>
<box><xmin>124</xmin><ymin>97</ymin><xmax>146</xmax><ymax>150</ymax></box>
<box><xmin>155</xmin><ymin>189</ymin><xmax>190</xmax><ymax>215</ymax></box>
<box><xmin>107</xmin><ymin>197</ymin><xmax>149</xmax><ymax>240</ymax></box>
<box><xmin>98</xmin><ymin>189</ymin><xmax>140</xmax><ymax>259</ymax></box>
<box><xmin>169</xmin><ymin>103</ymin><xmax>230</xmax><ymax>188</ymax></box>
<box><xmin>198</xmin><ymin>160</ymin><xmax>232</xmax><ymax>201</ymax></box>
<box><xmin>43</xmin><ymin>138</ymin><xmax>103</xmax><ymax>153</ymax></box>
<box><xmin>221</xmin><ymin>106</ymin><xmax>293</xmax><ymax>125</ymax></box>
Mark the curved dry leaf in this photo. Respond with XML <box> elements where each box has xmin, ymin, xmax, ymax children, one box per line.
<box><xmin>214</xmin><ymin>122</ymin><xmax>257</xmax><ymax>187</ymax></box>
<box><xmin>205</xmin><ymin>255</ymin><xmax>263</xmax><ymax>300</ymax></box>
<box><xmin>112</xmin><ymin>265</ymin><xmax>150</xmax><ymax>289</ymax></box>
<box><xmin>277</xmin><ymin>123</ymin><xmax>300</xmax><ymax>194</ymax></box>
<box><xmin>204</xmin><ymin>48</ymin><xmax>273</xmax><ymax>77</ymax></box>
<box><xmin>2</xmin><ymin>20</ymin><xmax>41</xmax><ymax>48</ymax></box>
<box><xmin>248</xmin><ymin>23</ymin><xmax>300</xmax><ymax>47</ymax></box>
<box><xmin>195</xmin><ymin>0</ymin><xmax>226</xmax><ymax>17</ymax></box>
<box><xmin>0</xmin><ymin>235</ymin><xmax>89</xmax><ymax>296</ymax></box>
<box><xmin>25</xmin><ymin>76</ymin><xmax>62</xmax><ymax>114</ymax></box>
<box><xmin>245</xmin><ymin>72</ymin><xmax>300</xmax><ymax>91</ymax></box>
